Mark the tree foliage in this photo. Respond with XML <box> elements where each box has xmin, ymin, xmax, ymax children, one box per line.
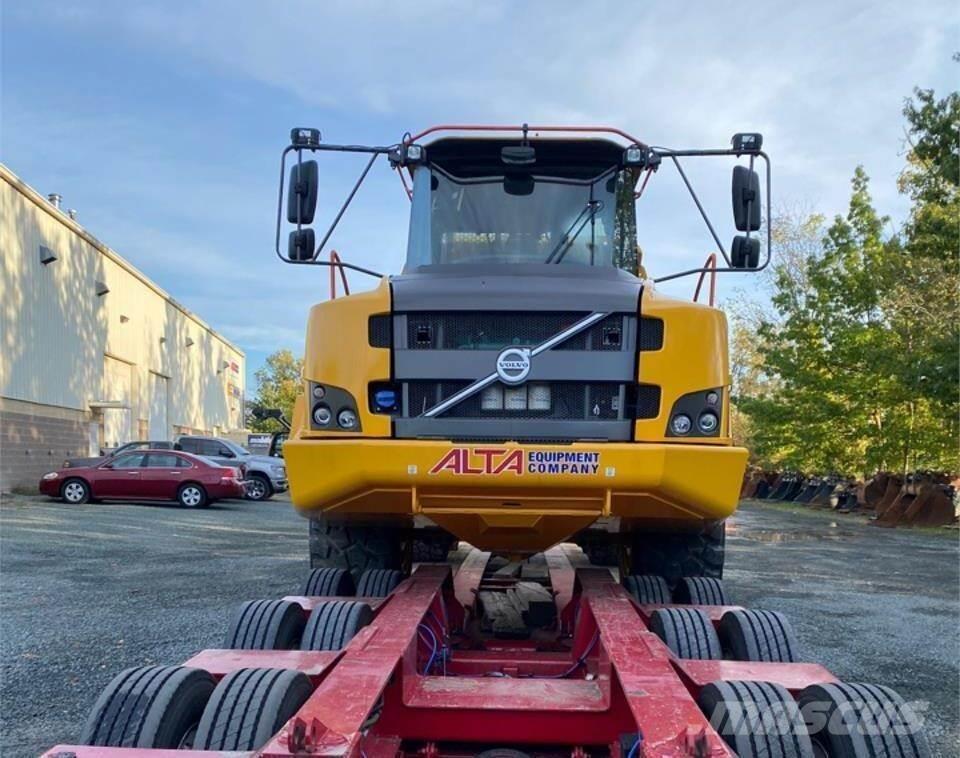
<box><xmin>248</xmin><ymin>349</ymin><xmax>303</xmax><ymax>432</ymax></box>
<box><xmin>732</xmin><ymin>83</ymin><xmax>959</xmax><ymax>476</ymax></box>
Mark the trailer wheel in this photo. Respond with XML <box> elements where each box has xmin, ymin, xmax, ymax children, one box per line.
<box><xmin>302</xmin><ymin>567</ymin><xmax>355</xmax><ymax>596</ymax></box>
<box><xmin>630</xmin><ymin>520</ymin><xmax>724</xmax><ymax>587</ymax></box>
<box><xmin>193</xmin><ymin>668</ymin><xmax>313</xmax><ymax>752</ymax></box>
<box><xmin>719</xmin><ymin>609</ymin><xmax>800</xmax><ymax>662</ymax></box>
<box><xmin>80</xmin><ymin>666</ymin><xmax>215</xmax><ymax>748</ymax></box>
<box><xmin>309</xmin><ymin>516</ymin><xmax>405</xmax><ymax>579</ymax></box>
<box><xmin>649</xmin><ymin>608</ymin><xmax>722</xmax><ymax>660</ymax></box>
<box><xmin>300</xmin><ymin>600</ymin><xmax>373</xmax><ymax>650</ymax></box>
<box><xmin>356</xmin><ymin>568</ymin><xmax>404</xmax><ymax>597</ymax></box>
<box><xmin>698</xmin><ymin>680</ymin><xmax>814</xmax><ymax>757</ymax></box>
<box><xmin>674</xmin><ymin>577</ymin><xmax>730</xmax><ymax>605</ymax></box>
<box><xmin>623</xmin><ymin>574</ymin><xmax>671</xmax><ymax>604</ymax></box>
<box><xmin>798</xmin><ymin>682</ymin><xmax>931</xmax><ymax>757</ymax></box>
<box><xmin>225</xmin><ymin>599</ymin><xmax>305</xmax><ymax>650</ymax></box>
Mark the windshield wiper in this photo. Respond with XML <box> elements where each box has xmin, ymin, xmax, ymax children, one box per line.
<box><xmin>544</xmin><ymin>200</ymin><xmax>604</xmax><ymax>264</ymax></box>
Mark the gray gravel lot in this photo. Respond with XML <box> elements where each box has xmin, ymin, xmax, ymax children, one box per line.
<box><xmin>1</xmin><ymin>494</ymin><xmax>957</xmax><ymax>756</ymax></box>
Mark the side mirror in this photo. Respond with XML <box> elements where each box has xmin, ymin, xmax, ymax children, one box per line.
<box><xmin>731</xmin><ymin>165</ymin><xmax>761</xmax><ymax>232</ymax></box>
<box><xmin>101</xmin><ymin>463</ymin><xmax>114</xmax><ymax>469</ymax></box>
<box><xmin>731</xmin><ymin>235</ymin><xmax>760</xmax><ymax>269</ymax></box>
<box><xmin>286</xmin><ymin>159</ymin><xmax>318</xmax><ymax>225</ymax></box>
<box><xmin>288</xmin><ymin>228</ymin><xmax>315</xmax><ymax>261</ymax></box>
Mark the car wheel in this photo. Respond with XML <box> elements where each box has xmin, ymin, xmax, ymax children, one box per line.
<box><xmin>245</xmin><ymin>474</ymin><xmax>272</xmax><ymax>501</ymax></box>
<box><xmin>178</xmin><ymin>484</ymin><xmax>207</xmax><ymax>509</ymax></box>
<box><xmin>62</xmin><ymin>478</ymin><xmax>91</xmax><ymax>505</ymax></box>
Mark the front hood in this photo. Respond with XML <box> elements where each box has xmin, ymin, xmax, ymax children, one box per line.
<box><xmin>245</xmin><ymin>455</ymin><xmax>283</xmax><ymax>467</ymax></box>
<box><xmin>391</xmin><ymin>264</ymin><xmax>642</xmax><ymax>312</ymax></box>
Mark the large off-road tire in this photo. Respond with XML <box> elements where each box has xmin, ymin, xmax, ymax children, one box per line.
<box><xmin>193</xmin><ymin>668</ymin><xmax>312</xmax><ymax>752</ymax></box>
<box><xmin>300</xmin><ymin>600</ymin><xmax>373</xmax><ymax>651</ymax></box>
<box><xmin>698</xmin><ymin>680</ymin><xmax>814</xmax><ymax>757</ymax></box>
<box><xmin>630</xmin><ymin>520</ymin><xmax>725</xmax><ymax>587</ymax></box>
<box><xmin>798</xmin><ymin>682</ymin><xmax>931</xmax><ymax>757</ymax></box>
<box><xmin>412</xmin><ymin>528</ymin><xmax>456</xmax><ymax>563</ymax></box>
<box><xmin>309</xmin><ymin>516</ymin><xmax>406</xmax><ymax>579</ymax></box>
<box><xmin>80</xmin><ymin>666</ymin><xmax>215</xmax><ymax>749</ymax></box>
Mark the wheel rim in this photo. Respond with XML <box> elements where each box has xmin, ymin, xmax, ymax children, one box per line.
<box><xmin>247</xmin><ymin>479</ymin><xmax>266</xmax><ymax>499</ymax></box>
<box><xmin>64</xmin><ymin>482</ymin><xmax>85</xmax><ymax>503</ymax></box>
<box><xmin>181</xmin><ymin>487</ymin><xmax>202</xmax><ymax>507</ymax></box>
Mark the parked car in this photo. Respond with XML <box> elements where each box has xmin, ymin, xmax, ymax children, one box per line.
<box><xmin>39</xmin><ymin>450</ymin><xmax>246</xmax><ymax>508</ymax></box>
<box><xmin>174</xmin><ymin>435</ymin><xmax>288</xmax><ymax>501</ymax></box>
<box><xmin>63</xmin><ymin>440</ymin><xmax>175</xmax><ymax>469</ymax></box>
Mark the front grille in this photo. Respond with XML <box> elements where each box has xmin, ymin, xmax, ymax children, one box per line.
<box><xmin>368</xmin><ymin>314</ymin><xmax>392</xmax><ymax>348</ymax></box>
<box><xmin>404</xmin><ymin>312</ymin><xmax>628</xmax><ymax>351</ymax></box>
<box><xmin>405</xmin><ymin>380</ymin><xmax>623</xmax><ymax>420</ymax></box>
<box><xmin>638</xmin><ymin>317</ymin><xmax>663</xmax><ymax>351</ymax></box>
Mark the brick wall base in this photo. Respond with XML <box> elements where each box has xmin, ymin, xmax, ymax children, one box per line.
<box><xmin>1</xmin><ymin>399</ymin><xmax>90</xmax><ymax>493</ymax></box>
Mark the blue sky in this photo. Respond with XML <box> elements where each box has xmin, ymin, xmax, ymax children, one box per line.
<box><xmin>2</xmin><ymin>1</ymin><xmax>957</xmax><ymax>395</ymax></box>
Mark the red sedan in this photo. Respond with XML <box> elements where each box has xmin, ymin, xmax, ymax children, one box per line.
<box><xmin>39</xmin><ymin>450</ymin><xmax>246</xmax><ymax>508</ymax></box>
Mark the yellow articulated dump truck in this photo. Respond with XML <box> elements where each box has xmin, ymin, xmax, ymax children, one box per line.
<box><xmin>275</xmin><ymin>124</ymin><xmax>769</xmax><ymax>584</ymax></box>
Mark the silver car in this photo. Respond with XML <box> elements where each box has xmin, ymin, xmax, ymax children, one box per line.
<box><xmin>174</xmin><ymin>436</ymin><xmax>288</xmax><ymax>501</ymax></box>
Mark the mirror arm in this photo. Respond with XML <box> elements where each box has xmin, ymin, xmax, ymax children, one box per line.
<box><xmin>668</xmin><ymin>155</ymin><xmax>732</xmax><ymax>266</ymax></box>
<box><xmin>311</xmin><ymin>152</ymin><xmax>379</xmax><ymax>261</ymax></box>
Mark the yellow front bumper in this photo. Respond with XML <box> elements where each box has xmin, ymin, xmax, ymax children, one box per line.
<box><xmin>285</xmin><ymin>439</ymin><xmax>747</xmax><ymax>553</ymax></box>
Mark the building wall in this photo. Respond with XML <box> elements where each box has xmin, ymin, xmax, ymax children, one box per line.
<box><xmin>0</xmin><ymin>164</ymin><xmax>245</xmax><ymax>491</ymax></box>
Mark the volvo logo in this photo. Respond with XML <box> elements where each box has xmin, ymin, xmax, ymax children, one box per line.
<box><xmin>495</xmin><ymin>347</ymin><xmax>531</xmax><ymax>385</ymax></box>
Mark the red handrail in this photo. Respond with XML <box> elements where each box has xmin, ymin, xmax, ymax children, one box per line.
<box><xmin>329</xmin><ymin>250</ymin><xmax>351</xmax><ymax>300</ymax></box>
<box><xmin>692</xmin><ymin>253</ymin><xmax>717</xmax><ymax>306</ymax></box>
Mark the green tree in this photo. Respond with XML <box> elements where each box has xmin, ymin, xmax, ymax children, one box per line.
<box><xmin>249</xmin><ymin>349</ymin><xmax>303</xmax><ymax>432</ymax></box>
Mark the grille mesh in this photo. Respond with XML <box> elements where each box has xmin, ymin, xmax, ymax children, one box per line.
<box><xmin>404</xmin><ymin>312</ymin><xmax>626</xmax><ymax>351</ymax></box>
<box><xmin>368</xmin><ymin>315</ymin><xmax>392</xmax><ymax>348</ymax></box>
<box><xmin>405</xmin><ymin>380</ymin><xmax>623</xmax><ymax>420</ymax></box>
<box><xmin>638</xmin><ymin>317</ymin><xmax>664</xmax><ymax>351</ymax></box>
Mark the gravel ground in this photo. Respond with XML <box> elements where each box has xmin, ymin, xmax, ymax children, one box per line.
<box><xmin>1</xmin><ymin>494</ymin><xmax>957</xmax><ymax>756</ymax></box>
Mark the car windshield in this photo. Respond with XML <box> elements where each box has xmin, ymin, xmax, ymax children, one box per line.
<box><xmin>405</xmin><ymin>166</ymin><xmax>638</xmax><ymax>272</ymax></box>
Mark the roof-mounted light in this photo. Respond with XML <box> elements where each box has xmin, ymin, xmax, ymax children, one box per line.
<box><xmin>290</xmin><ymin>127</ymin><xmax>321</xmax><ymax>148</ymax></box>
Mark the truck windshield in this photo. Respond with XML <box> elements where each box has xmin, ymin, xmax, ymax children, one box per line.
<box><xmin>405</xmin><ymin>166</ymin><xmax>638</xmax><ymax>273</ymax></box>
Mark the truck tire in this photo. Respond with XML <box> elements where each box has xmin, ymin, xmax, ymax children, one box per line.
<box><xmin>245</xmin><ymin>473</ymin><xmax>273</xmax><ymax>501</ymax></box>
<box><xmin>225</xmin><ymin>600</ymin><xmax>305</xmax><ymax>650</ymax></box>
<box><xmin>649</xmin><ymin>608</ymin><xmax>722</xmax><ymax>660</ymax></box>
<box><xmin>630</xmin><ymin>520</ymin><xmax>725</xmax><ymax>587</ymax></box>
<box><xmin>674</xmin><ymin>577</ymin><xmax>730</xmax><ymax>605</ymax></box>
<box><xmin>356</xmin><ymin>569</ymin><xmax>403</xmax><ymax>597</ymax></box>
<box><xmin>302</xmin><ymin>567</ymin><xmax>355</xmax><ymax>596</ymax></box>
<box><xmin>698</xmin><ymin>680</ymin><xmax>814</xmax><ymax>757</ymax></box>
<box><xmin>412</xmin><ymin>528</ymin><xmax>456</xmax><ymax>562</ymax></box>
<box><xmin>798</xmin><ymin>682</ymin><xmax>931</xmax><ymax>757</ymax></box>
<box><xmin>194</xmin><ymin>668</ymin><xmax>312</xmax><ymax>752</ymax></box>
<box><xmin>300</xmin><ymin>600</ymin><xmax>373</xmax><ymax>650</ymax></box>
<box><xmin>309</xmin><ymin>516</ymin><xmax>405</xmax><ymax>579</ymax></box>
<box><xmin>80</xmin><ymin>666</ymin><xmax>215</xmax><ymax>748</ymax></box>
<box><xmin>719</xmin><ymin>609</ymin><xmax>800</xmax><ymax>662</ymax></box>
<box><xmin>623</xmin><ymin>574</ymin><xmax>671</xmax><ymax>604</ymax></box>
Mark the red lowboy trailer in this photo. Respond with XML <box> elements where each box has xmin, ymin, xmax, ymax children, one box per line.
<box><xmin>44</xmin><ymin>547</ymin><xmax>927</xmax><ymax>758</ymax></box>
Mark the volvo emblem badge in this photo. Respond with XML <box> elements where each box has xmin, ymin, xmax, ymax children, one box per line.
<box><xmin>495</xmin><ymin>347</ymin><xmax>531</xmax><ymax>385</ymax></box>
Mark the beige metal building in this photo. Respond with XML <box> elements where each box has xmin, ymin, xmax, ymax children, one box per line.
<box><xmin>0</xmin><ymin>164</ymin><xmax>245</xmax><ymax>491</ymax></box>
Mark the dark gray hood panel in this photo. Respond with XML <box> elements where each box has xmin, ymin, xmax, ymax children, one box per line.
<box><xmin>391</xmin><ymin>264</ymin><xmax>642</xmax><ymax>313</ymax></box>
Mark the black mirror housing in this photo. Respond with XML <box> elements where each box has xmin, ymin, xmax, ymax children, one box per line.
<box><xmin>286</xmin><ymin>159</ymin><xmax>319</xmax><ymax>225</ymax></box>
<box><xmin>288</xmin><ymin>228</ymin><xmax>315</xmax><ymax>261</ymax></box>
<box><xmin>501</xmin><ymin>146</ymin><xmax>536</xmax><ymax>166</ymax></box>
<box><xmin>731</xmin><ymin>235</ymin><xmax>761</xmax><ymax>268</ymax></box>
<box><xmin>732</xmin><ymin>165</ymin><xmax>761</xmax><ymax>232</ymax></box>
<box><xmin>503</xmin><ymin>172</ymin><xmax>535</xmax><ymax>196</ymax></box>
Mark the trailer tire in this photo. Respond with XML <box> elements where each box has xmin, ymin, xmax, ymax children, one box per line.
<box><xmin>309</xmin><ymin>516</ymin><xmax>405</xmax><ymax>579</ymax></box>
<box><xmin>630</xmin><ymin>520</ymin><xmax>725</xmax><ymax>587</ymax></box>
<box><xmin>698</xmin><ymin>680</ymin><xmax>814</xmax><ymax>757</ymax></box>
<box><xmin>225</xmin><ymin>599</ymin><xmax>305</xmax><ymax>650</ymax></box>
<box><xmin>674</xmin><ymin>577</ymin><xmax>730</xmax><ymax>605</ymax></box>
<box><xmin>356</xmin><ymin>568</ymin><xmax>404</xmax><ymax>597</ymax></box>
<box><xmin>302</xmin><ymin>567</ymin><xmax>355</xmax><ymax>597</ymax></box>
<box><xmin>649</xmin><ymin>608</ymin><xmax>722</xmax><ymax>660</ymax></box>
<box><xmin>193</xmin><ymin>668</ymin><xmax>312</xmax><ymax>752</ymax></box>
<box><xmin>720</xmin><ymin>609</ymin><xmax>800</xmax><ymax>662</ymax></box>
<box><xmin>80</xmin><ymin>666</ymin><xmax>215</xmax><ymax>749</ymax></box>
<box><xmin>623</xmin><ymin>574</ymin><xmax>671</xmax><ymax>604</ymax></box>
<box><xmin>798</xmin><ymin>682</ymin><xmax>931</xmax><ymax>757</ymax></box>
<box><xmin>300</xmin><ymin>600</ymin><xmax>373</xmax><ymax>651</ymax></box>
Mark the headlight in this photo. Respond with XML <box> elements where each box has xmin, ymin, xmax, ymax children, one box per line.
<box><xmin>271</xmin><ymin>464</ymin><xmax>285</xmax><ymax>475</ymax></box>
<box><xmin>337</xmin><ymin>409</ymin><xmax>358</xmax><ymax>429</ymax></box>
<box><xmin>669</xmin><ymin>414</ymin><xmax>692</xmax><ymax>435</ymax></box>
<box><xmin>313</xmin><ymin>404</ymin><xmax>332</xmax><ymax>426</ymax></box>
<box><xmin>312</xmin><ymin>385</ymin><xmax>326</xmax><ymax>400</ymax></box>
<box><xmin>42</xmin><ymin>472</ymin><xmax>59</xmax><ymax>480</ymax></box>
<box><xmin>697</xmin><ymin>412</ymin><xmax>719</xmax><ymax>434</ymax></box>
